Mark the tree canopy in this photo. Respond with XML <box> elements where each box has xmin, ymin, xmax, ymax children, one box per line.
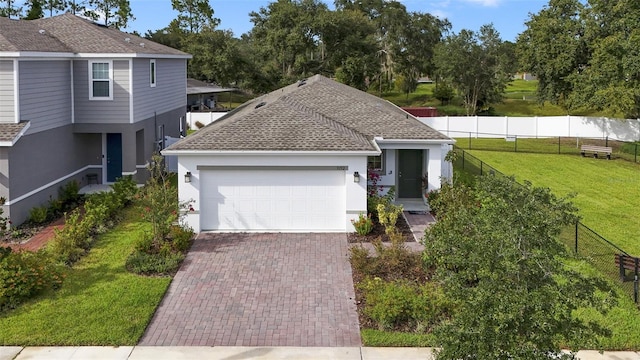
<box><xmin>518</xmin><ymin>0</ymin><xmax>640</xmax><ymax>118</ymax></box>
<box><xmin>424</xmin><ymin>174</ymin><xmax>612</xmax><ymax>359</ymax></box>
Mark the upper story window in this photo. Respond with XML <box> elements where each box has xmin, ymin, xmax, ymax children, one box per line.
<box><xmin>89</xmin><ymin>60</ymin><xmax>113</xmax><ymax>100</ymax></box>
<box><xmin>150</xmin><ymin>59</ymin><xmax>156</xmax><ymax>87</ymax></box>
<box><xmin>367</xmin><ymin>150</ymin><xmax>386</xmax><ymax>174</ymax></box>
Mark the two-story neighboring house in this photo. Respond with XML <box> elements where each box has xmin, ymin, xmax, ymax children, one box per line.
<box><xmin>0</xmin><ymin>14</ymin><xmax>191</xmax><ymax>225</ymax></box>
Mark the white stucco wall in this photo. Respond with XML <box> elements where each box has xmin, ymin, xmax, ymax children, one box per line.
<box><xmin>174</xmin><ymin>153</ymin><xmax>368</xmax><ymax>233</ymax></box>
<box><xmin>375</xmin><ymin>142</ymin><xmax>451</xmax><ymax>195</ymax></box>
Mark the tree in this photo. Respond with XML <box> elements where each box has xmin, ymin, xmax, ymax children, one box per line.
<box><xmin>424</xmin><ymin>175</ymin><xmax>612</xmax><ymax>360</ymax></box>
<box><xmin>315</xmin><ymin>8</ymin><xmax>378</xmax><ymax>87</ymax></box>
<box><xmin>171</xmin><ymin>0</ymin><xmax>218</xmax><ymax>34</ymax></box>
<box><xmin>434</xmin><ymin>25</ymin><xmax>512</xmax><ymax>115</ymax></box>
<box><xmin>248</xmin><ymin>0</ymin><xmax>328</xmax><ymax>88</ymax></box>
<box><xmin>86</xmin><ymin>0</ymin><xmax>134</xmax><ymax>29</ymax></box>
<box><xmin>0</xmin><ymin>0</ymin><xmax>22</xmax><ymax>18</ymax></box>
<box><xmin>393</xmin><ymin>11</ymin><xmax>450</xmax><ymax>93</ymax></box>
<box><xmin>517</xmin><ymin>0</ymin><xmax>587</xmax><ymax>107</ymax></box>
<box><xmin>182</xmin><ymin>26</ymin><xmax>244</xmax><ymax>86</ymax></box>
<box><xmin>43</xmin><ymin>0</ymin><xmax>66</xmax><ymax>16</ymax></box>
<box><xmin>23</xmin><ymin>0</ymin><xmax>44</xmax><ymax>19</ymax></box>
<box><xmin>566</xmin><ymin>0</ymin><xmax>640</xmax><ymax>118</ymax></box>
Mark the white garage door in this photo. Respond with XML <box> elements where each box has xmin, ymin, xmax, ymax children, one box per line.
<box><xmin>200</xmin><ymin>169</ymin><xmax>346</xmax><ymax>232</ymax></box>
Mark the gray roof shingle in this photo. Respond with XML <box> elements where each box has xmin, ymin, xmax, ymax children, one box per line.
<box><xmin>167</xmin><ymin>75</ymin><xmax>452</xmax><ymax>152</ymax></box>
<box><xmin>0</xmin><ymin>121</ymin><xmax>29</xmax><ymax>145</ymax></box>
<box><xmin>0</xmin><ymin>14</ymin><xmax>188</xmax><ymax>57</ymax></box>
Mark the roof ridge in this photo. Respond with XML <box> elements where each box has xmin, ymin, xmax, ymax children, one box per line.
<box><xmin>281</xmin><ymin>95</ymin><xmax>372</xmax><ymax>147</ymax></box>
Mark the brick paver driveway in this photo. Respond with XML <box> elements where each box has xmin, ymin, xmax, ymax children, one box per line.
<box><xmin>140</xmin><ymin>233</ymin><xmax>361</xmax><ymax>347</ymax></box>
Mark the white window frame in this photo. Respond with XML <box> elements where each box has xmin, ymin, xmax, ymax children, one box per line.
<box><xmin>150</xmin><ymin>59</ymin><xmax>156</xmax><ymax>88</ymax></box>
<box><xmin>89</xmin><ymin>60</ymin><xmax>113</xmax><ymax>100</ymax></box>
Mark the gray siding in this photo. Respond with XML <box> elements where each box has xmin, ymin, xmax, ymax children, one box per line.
<box><xmin>133</xmin><ymin>58</ymin><xmax>186</xmax><ymax>122</ymax></box>
<box><xmin>0</xmin><ymin>60</ymin><xmax>15</xmax><ymax>123</ymax></box>
<box><xmin>7</xmin><ymin>125</ymin><xmax>101</xmax><ymax>224</ymax></box>
<box><xmin>74</xmin><ymin>59</ymin><xmax>130</xmax><ymax>124</ymax></box>
<box><xmin>19</xmin><ymin>60</ymin><xmax>72</xmax><ymax>133</ymax></box>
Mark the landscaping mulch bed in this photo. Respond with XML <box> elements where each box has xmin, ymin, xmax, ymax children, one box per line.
<box><xmin>347</xmin><ymin>213</ymin><xmax>413</xmax><ymax>243</ymax></box>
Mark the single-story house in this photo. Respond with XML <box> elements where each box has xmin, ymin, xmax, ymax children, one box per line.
<box><xmin>162</xmin><ymin>75</ymin><xmax>454</xmax><ymax>233</ymax></box>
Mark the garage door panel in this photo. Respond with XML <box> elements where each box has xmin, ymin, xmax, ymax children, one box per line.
<box><xmin>200</xmin><ymin>169</ymin><xmax>346</xmax><ymax>231</ymax></box>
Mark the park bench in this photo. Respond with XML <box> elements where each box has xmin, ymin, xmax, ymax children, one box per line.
<box><xmin>580</xmin><ymin>145</ymin><xmax>612</xmax><ymax>159</ymax></box>
<box><xmin>580</xmin><ymin>145</ymin><xmax>611</xmax><ymax>160</ymax></box>
<box><xmin>614</xmin><ymin>254</ymin><xmax>639</xmax><ymax>281</ymax></box>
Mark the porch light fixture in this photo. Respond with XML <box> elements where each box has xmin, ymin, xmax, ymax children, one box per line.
<box><xmin>353</xmin><ymin>171</ymin><xmax>360</xmax><ymax>183</ymax></box>
<box><xmin>184</xmin><ymin>171</ymin><xmax>192</xmax><ymax>183</ymax></box>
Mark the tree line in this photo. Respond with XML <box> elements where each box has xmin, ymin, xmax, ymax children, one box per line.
<box><xmin>3</xmin><ymin>0</ymin><xmax>639</xmax><ymax>118</ymax></box>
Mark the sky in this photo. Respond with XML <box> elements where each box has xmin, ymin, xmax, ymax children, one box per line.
<box><xmin>126</xmin><ymin>0</ymin><xmax>550</xmax><ymax>41</ymax></box>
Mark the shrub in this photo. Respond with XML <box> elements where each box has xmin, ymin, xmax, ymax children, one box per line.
<box><xmin>58</xmin><ymin>180</ymin><xmax>81</xmax><ymax>210</ymax></box>
<box><xmin>376</xmin><ymin>202</ymin><xmax>403</xmax><ymax>235</ymax></box>
<box><xmin>359</xmin><ymin>278</ymin><xmax>452</xmax><ymax>332</ymax></box>
<box><xmin>0</xmin><ymin>249</ymin><xmax>64</xmax><ymax>311</ymax></box>
<box><xmin>49</xmin><ymin>209</ymin><xmax>92</xmax><ymax>265</ymax></box>
<box><xmin>47</xmin><ymin>196</ymin><xmax>64</xmax><ymax>219</ymax></box>
<box><xmin>351</xmin><ymin>213</ymin><xmax>374</xmax><ymax>235</ymax></box>
<box><xmin>0</xmin><ymin>197</ymin><xmax>9</xmax><ymax>235</ymax></box>
<box><xmin>28</xmin><ymin>205</ymin><xmax>49</xmax><ymax>225</ymax></box>
<box><xmin>125</xmin><ymin>251</ymin><xmax>185</xmax><ymax>275</ymax></box>
<box><xmin>169</xmin><ymin>225</ymin><xmax>194</xmax><ymax>252</ymax></box>
<box><xmin>360</xmin><ymin>278</ymin><xmax>415</xmax><ymax>330</ymax></box>
<box><xmin>195</xmin><ymin>121</ymin><xmax>205</xmax><ymax>129</ymax></box>
<box><xmin>111</xmin><ymin>176</ymin><xmax>138</xmax><ymax>206</ymax></box>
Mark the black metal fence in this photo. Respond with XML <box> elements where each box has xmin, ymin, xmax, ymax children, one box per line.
<box><xmin>454</xmin><ymin>147</ymin><xmax>639</xmax><ymax>305</ymax></box>
<box><xmin>454</xmin><ymin>133</ymin><xmax>640</xmax><ymax>163</ymax></box>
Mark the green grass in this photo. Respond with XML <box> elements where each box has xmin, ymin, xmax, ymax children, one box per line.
<box><xmin>0</xmin><ymin>206</ymin><xmax>171</xmax><ymax>346</ymax></box>
<box><xmin>465</xmin><ymin>151</ymin><xmax>640</xmax><ymax>255</ymax></box>
<box><xmin>361</xmin><ymin>329</ymin><xmax>435</xmax><ymax>347</ymax></box>
<box><xmin>565</xmin><ymin>259</ymin><xmax>640</xmax><ymax>350</ymax></box>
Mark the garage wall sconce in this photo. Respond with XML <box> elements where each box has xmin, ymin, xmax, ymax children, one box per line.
<box><xmin>353</xmin><ymin>171</ymin><xmax>360</xmax><ymax>183</ymax></box>
<box><xmin>184</xmin><ymin>171</ymin><xmax>192</xmax><ymax>183</ymax></box>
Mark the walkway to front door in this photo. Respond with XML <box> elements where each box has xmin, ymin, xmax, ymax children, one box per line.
<box><xmin>139</xmin><ymin>233</ymin><xmax>362</xmax><ymax>347</ymax></box>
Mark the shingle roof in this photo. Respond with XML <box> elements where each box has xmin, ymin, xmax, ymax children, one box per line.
<box><xmin>0</xmin><ymin>121</ymin><xmax>29</xmax><ymax>145</ymax></box>
<box><xmin>167</xmin><ymin>75</ymin><xmax>452</xmax><ymax>152</ymax></box>
<box><xmin>0</xmin><ymin>14</ymin><xmax>188</xmax><ymax>57</ymax></box>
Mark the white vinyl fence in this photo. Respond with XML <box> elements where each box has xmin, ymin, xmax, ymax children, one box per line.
<box><xmin>186</xmin><ymin>111</ymin><xmax>229</xmax><ymax>130</ymax></box>
<box><xmin>420</xmin><ymin>116</ymin><xmax>640</xmax><ymax>142</ymax></box>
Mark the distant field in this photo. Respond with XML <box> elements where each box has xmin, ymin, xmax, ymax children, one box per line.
<box><xmin>380</xmin><ymin>80</ymin><xmax>577</xmax><ymax>116</ymax></box>
<box><xmin>466</xmin><ymin>150</ymin><xmax>640</xmax><ymax>255</ymax></box>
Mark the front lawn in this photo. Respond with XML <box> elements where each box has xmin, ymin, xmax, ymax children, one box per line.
<box><xmin>0</xmin><ymin>206</ymin><xmax>171</xmax><ymax>345</ymax></box>
<box><xmin>466</xmin><ymin>150</ymin><xmax>640</xmax><ymax>255</ymax></box>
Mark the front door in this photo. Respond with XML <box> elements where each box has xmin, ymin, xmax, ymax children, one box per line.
<box><xmin>398</xmin><ymin>149</ymin><xmax>423</xmax><ymax>198</ymax></box>
<box><xmin>106</xmin><ymin>133</ymin><xmax>122</xmax><ymax>182</ymax></box>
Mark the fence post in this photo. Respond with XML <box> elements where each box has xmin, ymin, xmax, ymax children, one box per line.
<box><xmin>462</xmin><ymin>151</ymin><xmax>465</xmax><ymax>171</ymax></box>
<box><xmin>574</xmin><ymin>221</ymin><xmax>579</xmax><ymax>255</ymax></box>
<box><xmin>635</xmin><ymin>257</ymin><xmax>638</xmax><ymax>304</ymax></box>
<box><xmin>469</xmin><ymin>132</ymin><xmax>472</xmax><ymax>149</ymax></box>
<box><xmin>606</xmin><ymin>136</ymin><xmax>609</xmax><ymax>147</ymax></box>
<box><xmin>515</xmin><ymin>136</ymin><xmax>517</xmax><ymax>152</ymax></box>
<box><xmin>635</xmin><ymin>143</ymin><xmax>638</xmax><ymax>163</ymax></box>
<box><xmin>480</xmin><ymin>161</ymin><xmax>483</xmax><ymax>176</ymax></box>
<box><xmin>558</xmin><ymin>137</ymin><xmax>561</xmax><ymax>154</ymax></box>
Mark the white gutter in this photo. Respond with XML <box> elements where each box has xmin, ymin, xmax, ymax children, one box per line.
<box><xmin>0</xmin><ymin>52</ymin><xmax>191</xmax><ymax>59</ymax></box>
<box><xmin>374</xmin><ymin>138</ymin><xmax>456</xmax><ymax>145</ymax></box>
<box><xmin>161</xmin><ymin>149</ymin><xmax>380</xmax><ymax>156</ymax></box>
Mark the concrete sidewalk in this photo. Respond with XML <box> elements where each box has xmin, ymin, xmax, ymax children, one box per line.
<box><xmin>2</xmin><ymin>347</ymin><xmax>639</xmax><ymax>360</ymax></box>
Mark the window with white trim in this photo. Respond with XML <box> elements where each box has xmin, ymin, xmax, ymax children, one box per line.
<box><xmin>89</xmin><ymin>60</ymin><xmax>113</xmax><ymax>100</ymax></box>
<box><xmin>150</xmin><ymin>59</ymin><xmax>156</xmax><ymax>87</ymax></box>
<box><xmin>367</xmin><ymin>150</ymin><xmax>386</xmax><ymax>174</ymax></box>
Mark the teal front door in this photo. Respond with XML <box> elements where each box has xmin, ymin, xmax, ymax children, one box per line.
<box><xmin>398</xmin><ymin>149</ymin><xmax>423</xmax><ymax>198</ymax></box>
<box><xmin>106</xmin><ymin>133</ymin><xmax>122</xmax><ymax>182</ymax></box>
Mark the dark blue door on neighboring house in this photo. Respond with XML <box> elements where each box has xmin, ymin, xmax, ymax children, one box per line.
<box><xmin>106</xmin><ymin>133</ymin><xmax>122</xmax><ymax>183</ymax></box>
